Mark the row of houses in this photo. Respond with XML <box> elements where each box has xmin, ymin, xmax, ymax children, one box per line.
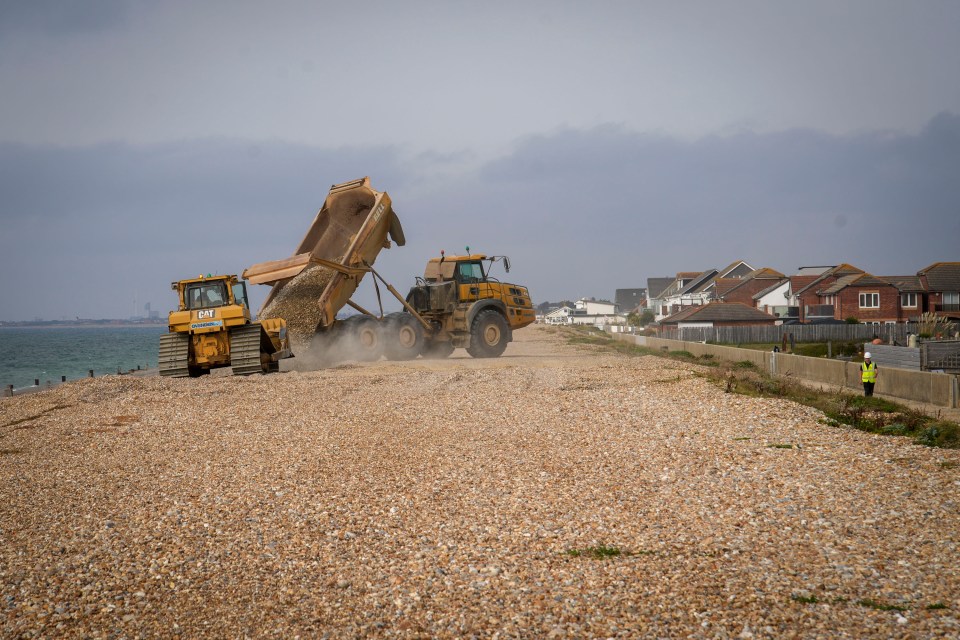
<box><xmin>537</xmin><ymin>261</ymin><xmax>960</xmax><ymax>330</ymax></box>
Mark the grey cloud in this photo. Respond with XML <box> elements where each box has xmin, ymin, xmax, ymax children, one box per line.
<box><xmin>0</xmin><ymin>0</ymin><xmax>127</xmax><ymax>36</ymax></box>
<box><xmin>1</xmin><ymin>115</ymin><xmax>958</xmax><ymax>320</ymax></box>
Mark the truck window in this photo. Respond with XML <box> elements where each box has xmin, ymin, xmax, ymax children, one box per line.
<box><xmin>457</xmin><ymin>262</ymin><xmax>485</xmax><ymax>283</ymax></box>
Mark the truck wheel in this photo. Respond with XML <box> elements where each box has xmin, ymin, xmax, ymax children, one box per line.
<box><xmin>467</xmin><ymin>309</ymin><xmax>509</xmax><ymax>358</ymax></box>
<box><xmin>342</xmin><ymin>315</ymin><xmax>383</xmax><ymax>362</ymax></box>
<box><xmin>383</xmin><ymin>313</ymin><xmax>424</xmax><ymax>360</ymax></box>
<box><xmin>422</xmin><ymin>340</ymin><xmax>455</xmax><ymax>359</ymax></box>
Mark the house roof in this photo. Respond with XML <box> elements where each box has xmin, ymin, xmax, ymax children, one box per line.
<box><xmin>746</xmin><ymin>267</ymin><xmax>785</xmax><ymax>279</ymax></box>
<box><xmin>615</xmin><ymin>289</ymin><xmax>646</xmax><ymax>310</ymax></box>
<box><xmin>917</xmin><ymin>262</ymin><xmax>960</xmax><ymax>291</ymax></box>
<box><xmin>717</xmin><ymin>260</ymin><xmax>755</xmax><ymax>278</ymax></box>
<box><xmin>794</xmin><ymin>263</ymin><xmax>865</xmax><ymax>296</ymax></box>
<box><xmin>676</xmin><ymin>271</ymin><xmax>702</xmax><ymax>279</ymax></box>
<box><xmin>788</xmin><ymin>275</ymin><xmax>819</xmax><ymax>294</ymax></box>
<box><xmin>819</xmin><ymin>273</ymin><xmax>894</xmax><ymax>295</ymax></box>
<box><xmin>882</xmin><ymin>275</ymin><xmax>925</xmax><ymax>293</ymax></box>
<box><xmin>752</xmin><ymin>278</ymin><xmax>790</xmax><ymax>300</ymax></box>
<box><xmin>718</xmin><ymin>268</ymin><xmax>786</xmax><ymax>298</ymax></box>
<box><xmin>677</xmin><ymin>269</ymin><xmax>719</xmax><ymax>295</ymax></box>
<box><xmin>713</xmin><ymin>278</ymin><xmax>742</xmax><ymax>298</ymax></box>
<box><xmin>660</xmin><ymin>302</ymin><xmax>778</xmax><ymax>324</ymax></box>
<box><xmin>647</xmin><ymin>277</ymin><xmax>675</xmax><ymax>299</ymax></box>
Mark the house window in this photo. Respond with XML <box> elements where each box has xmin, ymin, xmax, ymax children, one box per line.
<box><xmin>859</xmin><ymin>292</ymin><xmax>879</xmax><ymax>309</ymax></box>
<box><xmin>945</xmin><ymin>292</ymin><xmax>960</xmax><ymax>305</ymax></box>
<box><xmin>901</xmin><ymin>293</ymin><xmax>917</xmax><ymax>308</ymax></box>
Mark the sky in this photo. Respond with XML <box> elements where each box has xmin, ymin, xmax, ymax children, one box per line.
<box><xmin>1</xmin><ymin>0</ymin><xmax>958</xmax><ymax>321</ymax></box>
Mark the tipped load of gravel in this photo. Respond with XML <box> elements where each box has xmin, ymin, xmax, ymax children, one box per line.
<box><xmin>259</xmin><ymin>264</ymin><xmax>337</xmax><ymax>349</ymax></box>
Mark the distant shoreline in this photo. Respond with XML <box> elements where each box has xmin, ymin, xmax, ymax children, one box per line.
<box><xmin>0</xmin><ymin>322</ymin><xmax>166</xmax><ymax>330</ymax></box>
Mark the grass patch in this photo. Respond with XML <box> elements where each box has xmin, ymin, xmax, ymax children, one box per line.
<box><xmin>565</xmin><ymin>544</ymin><xmax>650</xmax><ymax>559</ymax></box>
<box><xmin>734</xmin><ymin>360</ymin><xmax>757</xmax><ymax>369</ymax></box>
<box><xmin>940</xmin><ymin>461</ymin><xmax>958</xmax><ymax>470</ymax></box>
<box><xmin>856</xmin><ymin>598</ymin><xmax>909</xmax><ymax>612</ymax></box>
<box><xmin>768</xmin><ymin>443</ymin><xmax>794</xmax><ymax>449</ymax></box>
<box><xmin>926</xmin><ymin>602</ymin><xmax>948</xmax><ymax>610</ymax></box>
<box><xmin>790</xmin><ymin>593</ymin><xmax>819</xmax><ymax>604</ymax></box>
<box><xmin>733</xmin><ymin>437</ymin><xmax>752</xmax><ymax>441</ymax></box>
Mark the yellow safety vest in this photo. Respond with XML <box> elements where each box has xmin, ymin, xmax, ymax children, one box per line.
<box><xmin>861</xmin><ymin>362</ymin><xmax>877</xmax><ymax>383</ymax></box>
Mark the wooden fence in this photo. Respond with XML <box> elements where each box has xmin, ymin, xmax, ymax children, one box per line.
<box><xmin>666</xmin><ymin>323</ymin><xmax>920</xmax><ymax>344</ymax></box>
<box><xmin>923</xmin><ymin>340</ymin><xmax>960</xmax><ymax>373</ymax></box>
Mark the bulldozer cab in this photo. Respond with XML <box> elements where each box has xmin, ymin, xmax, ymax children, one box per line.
<box><xmin>186</xmin><ymin>281</ymin><xmax>228</xmax><ymax>310</ymax></box>
<box><xmin>173</xmin><ymin>275</ymin><xmax>249</xmax><ymax>312</ymax></box>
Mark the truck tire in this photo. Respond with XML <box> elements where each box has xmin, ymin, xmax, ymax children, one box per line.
<box><xmin>421</xmin><ymin>339</ymin><xmax>455</xmax><ymax>359</ymax></box>
<box><xmin>383</xmin><ymin>312</ymin><xmax>424</xmax><ymax>360</ymax></box>
<box><xmin>466</xmin><ymin>309</ymin><xmax>509</xmax><ymax>358</ymax></box>
<box><xmin>343</xmin><ymin>315</ymin><xmax>383</xmax><ymax>362</ymax></box>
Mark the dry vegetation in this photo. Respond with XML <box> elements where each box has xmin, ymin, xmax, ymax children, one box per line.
<box><xmin>2</xmin><ymin>326</ymin><xmax>958</xmax><ymax>638</ymax></box>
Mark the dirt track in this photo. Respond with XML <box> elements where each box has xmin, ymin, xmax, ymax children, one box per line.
<box><xmin>2</xmin><ymin>326</ymin><xmax>959</xmax><ymax>638</ymax></box>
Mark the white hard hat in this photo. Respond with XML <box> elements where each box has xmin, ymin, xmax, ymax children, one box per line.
<box><xmin>864</xmin><ymin>352</ymin><xmax>872</xmax><ymax>358</ymax></box>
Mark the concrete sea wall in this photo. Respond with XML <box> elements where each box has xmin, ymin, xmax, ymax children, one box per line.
<box><xmin>612</xmin><ymin>333</ymin><xmax>960</xmax><ymax>409</ymax></box>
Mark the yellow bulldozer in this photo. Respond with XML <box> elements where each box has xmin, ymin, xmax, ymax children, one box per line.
<box><xmin>159</xmin><ymin>274</ymin><xmax>292</xmax><ymax>377</ymax></box>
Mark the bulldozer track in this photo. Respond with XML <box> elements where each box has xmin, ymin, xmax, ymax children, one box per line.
<box><xmin>230</xmin><ymin>324</ymin><xmax>267</xmax><ymax>376</ymax></box>
<box><xmin>158</xmin><ymin>333</ymin><xmax>190</xmax><ymax>378</ymax></box>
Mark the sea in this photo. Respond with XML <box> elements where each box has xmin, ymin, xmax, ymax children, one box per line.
<box><xmin>0</xmin><ymin>325</ymin><xmax>166</xmax><ymax>391</ymax></box>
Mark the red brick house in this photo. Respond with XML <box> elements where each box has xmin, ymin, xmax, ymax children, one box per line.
<box><xmin>816</xmin><ymin>273</ymin><xmax>902</xmax><ymax>323</ymax></box>
<box><xmin>918</xmin><ymin>262</ymin><xmax>960</xmax><ymax>321</ymax></box>
<box><xmin>793</xmin><ymin>264</ymin><xmax>864</xmax><ymax>322</ymax></box>
<box><xmin>882</xmin><ymin>275</ymin><xmax>926</xmax><ymax>319</ymax></box>
<box><xmin>716</xmin><ymin>267</ymin><xmax>785</xmax><ymax>306</ymax></box>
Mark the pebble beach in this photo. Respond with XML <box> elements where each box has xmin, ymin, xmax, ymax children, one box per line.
<box><xmin>2</xmin><ymin>326</ymin><xmax>958</xmax><ymax>638</ymax></box>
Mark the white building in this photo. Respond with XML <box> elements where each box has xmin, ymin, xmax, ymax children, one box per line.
<box><xmin>543</xmin><ymin>306</ymin><xmax>575</xmax><ymax>325</ymax></box>
<box><xmin>569</xmin><ymin>298</ymin><xmax>624</xmax><ymax>326</ymax></box>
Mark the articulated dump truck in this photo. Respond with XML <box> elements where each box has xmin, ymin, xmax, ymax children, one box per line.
<box><xmin>243</xmin><ymin>176</ymin><xmax>535</xmax><ymax>363</ymax></box>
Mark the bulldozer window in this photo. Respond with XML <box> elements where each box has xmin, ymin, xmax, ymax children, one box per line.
<box><xmin>232</xmin><ymin>283</ymin><xmax>248</xmax><ymax>309</ymax></box>
<box><xmin>186</xmin><ymin>282</ymin><xmax>228</xmax><ymax>310</ymax></box>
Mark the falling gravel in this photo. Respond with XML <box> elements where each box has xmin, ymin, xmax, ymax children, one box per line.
<box><xmin>2</xmin><ymin>326</ymin><xmax>958</xmax><ymax>638</ymax></box>
<box><xmin>259</xmin><ymin>264</ymin><xmax>337</xmax><ymax>349</ymax></box>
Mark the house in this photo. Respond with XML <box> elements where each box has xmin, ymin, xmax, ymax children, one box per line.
<box><xmin>816</xmin><ymin>273</ymin><xmax>902</xmax><ymax>324</ymax></box>
<box><xmin>752</xmin><ymin>278</ymin><xmax>795</xmax><ymax>319</ymax></box>
<box><xmin>615</xmin><ymin>288</ymin><xmax>647</xmax><ymax>314</ymax></box>
<box><xmin>793</xmin><ymin>264</ymin><xmax>865</xmax><ymax>322</ymax></box>
<box><xmin>542</xmin><ymin>305</ymin><xmax>575</xmax><ymax>325</ymax></box>
<box><xmin>918</xmin><ymin>262</ymin><xmax>960</xmax><ymax>320</ymax></box>
<box><xmin>566</xmin><ymin>298</ymin><xmax>624</xmax><ymax>326</ymax></box>
<box><xmin>658</xmin><ymin>302</ymin><xmax>778</xmax><ymax>331</ymax></box>
<box><xmin>882</xmin><ymin>275</ymin><xmax>926</xmax><ymax>319</ymax></box>
<box><xmin>653</xmin><ymin>260</ymin><xmax>756</xmax><ymax>320</ymax></box>
<box><xmin>645</xmin><ymin>277</ymin><xmax>674</xmax><ymax>317</ymax></box>
<box><xmin>652</xmin><ymin>269</ymin><xmax>719</xmax><ymax>320</ymax></box>
<box><xmin>715</xmin><ymin>267</ymin><xmax>786</xmax><ymax>306</ymax></box>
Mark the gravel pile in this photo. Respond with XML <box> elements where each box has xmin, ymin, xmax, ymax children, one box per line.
<box><xmin>259</xmin><ymin>264</ymin><xmax>337</xmax><ymax>349</ymax></box>
<box><xmin>2</xmin><ymin>326</ymin><xmax>958</xmax><ymax>638</ymax></box>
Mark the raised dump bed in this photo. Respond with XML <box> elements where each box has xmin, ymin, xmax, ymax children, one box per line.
<box><xmin>243</xmin><ymin>177</ymin><xmax>405</xmax><ymax>345</ymax></box>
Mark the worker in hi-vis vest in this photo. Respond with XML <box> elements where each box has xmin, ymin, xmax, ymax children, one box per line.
<box><xmin>860</xmin><ymin>352</ymin><xmax>878</xmax><ymax>397</ymax></box>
